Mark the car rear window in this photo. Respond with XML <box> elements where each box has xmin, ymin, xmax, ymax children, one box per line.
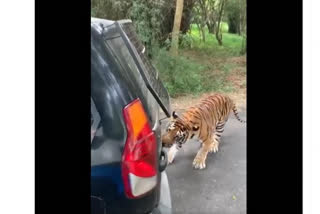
<box><xmin>105</xmin><ymin>36</ymin><xmax>145</xmax><ymax>87</ymax></box>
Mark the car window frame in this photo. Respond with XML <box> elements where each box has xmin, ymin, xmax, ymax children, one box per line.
<box><xmin>113</xmin><ymin>21</ymin><xmax>171</xmax><ymax>117</ymax></box>
<box><xmin>91</xmin><ymin>97</ymin><xmax>101</xmax><ymax>143</ymax></box>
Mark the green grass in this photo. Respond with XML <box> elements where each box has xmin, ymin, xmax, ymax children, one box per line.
<box><xmin>183</xmin><ymin>23</ymin><xmax>244</xmax><ymax>57</ymax></box>
<box><xmin>152</xmin><ymin>48</ymin><xmax>207</xmax><ymax>97</ymax></box>
<box><xmin>220</xmin><ymin>22</ymin><xmax>229</xmax><ymax>33</ymax></box>
<box><xmin>200</xmin><ymin>63</ymin><xmax>235</xmax><ymax>93</ymax></box>
<box><xmin>152</xmin><ymin>48</ymin><xmax>234</xmax><ymax>97</ymax></box>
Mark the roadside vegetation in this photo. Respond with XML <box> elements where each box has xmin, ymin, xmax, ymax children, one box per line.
<box><xmin>92</xmin><ymin>0</ymin><xmax>246</xmax><ymax>99</ymax></box>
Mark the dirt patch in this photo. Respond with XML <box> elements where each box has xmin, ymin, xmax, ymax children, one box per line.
<box><xmin>227</xmin><ymin>70</ymin><xmax>246</xmax><ymax>89</ymax></box>
<box><xmin>228</xmin><ymin>55</ymin><xmax>247</xmax><ymax>65</ymax></box>
<box><xmin>168</xmin><ymin>53</ymin><xmax>246</xmax><ymax>112</ymax></box>
<box><xmin>181</xmin><ymin>50</ymin><xmax>224</xmax><ymax>65</ymax></box>
<box><xmin>170</xmin><ymin>89</ymin><xmax>246</xmax><ymax>111</ymax></box>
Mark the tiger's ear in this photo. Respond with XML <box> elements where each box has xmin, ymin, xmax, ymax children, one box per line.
<box><xmin>172</xmin><ymin>111</ymin><xmax>179</xmax><ymax>119</ymax></box>
<box><xmin>192</xmin><ymin>126</ymin><xmax>199</xmax><ymax>131</ymax></box>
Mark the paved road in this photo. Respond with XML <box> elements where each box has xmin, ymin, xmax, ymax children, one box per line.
<box><xmin>161</xmin><ymin>109</ymin><xmax>246</xmax><ymax>214</ymax></box>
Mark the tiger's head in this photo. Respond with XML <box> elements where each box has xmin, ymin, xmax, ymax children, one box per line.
<box><xmin>161</xmin><ymin>111</ymin><xmax>199</xmax><ymax>148</ymax></box>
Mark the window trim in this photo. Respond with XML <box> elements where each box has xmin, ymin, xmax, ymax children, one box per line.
<box><xmin>114</xmin><ymin>21</ymin><xmax>171</xmax><ymax>118</ymax></box>
<box><xmin>91</xmin><ymin>97</ymin><xmax>101</xmax><ymax>143</ymax></box>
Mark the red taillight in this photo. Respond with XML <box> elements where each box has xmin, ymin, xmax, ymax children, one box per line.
<box><xmin>121</xmin><ymin>99</ymin><xmax>157</xmax><ymax>198</ymax></box>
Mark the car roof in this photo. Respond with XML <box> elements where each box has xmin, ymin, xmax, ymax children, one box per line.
<box><xmin>91</xmin><ymin>17</ymin><xmax>115</xmax><ymax>33</ymax></box>
<box><xmin>91</xmin><ymin>17</ymin><xmax>114</xmax><ymax>26</ymax></box>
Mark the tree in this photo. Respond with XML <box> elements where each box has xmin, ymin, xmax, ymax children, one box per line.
<box><xmin>181</xmin><ymin>0</ymin><xmax>198</xmax><ymax>34</ymax></box>
<box><xmin>91</xmin><ymin>0</ymin><xmax>132</xmax><ymax>20</ymax></box>
<box><xmin>206</xmin><ymin>0</ymin><xmax>218</xmax><ymax>34</ymax></box>
<box><xmin>170</xmin><ymin>0</ymin><xmax>185</xmax><ymax>55</ymax></box>
<box><xmin>215</xmin><ymin>0</ymin><xmax>226</xmax><ymax>45</ymax></box>
<box><xmin>239</xmin><ymin>0</ymin><xmax>246</xmax><ymax>54</ymax></box>
<box><xmin>193</xmin><ymin>1</ymin><xmax>207</xmax><ymax>42</ymax></box>
<box><xmin>225</xmin><ymin>0</ymin><xmax>240</xmax><ymax>34</ymax></box>
<box><xmin>193</xmin><ymin>0</ymin><xmax>218</xmax><ymax>42</ymax></box>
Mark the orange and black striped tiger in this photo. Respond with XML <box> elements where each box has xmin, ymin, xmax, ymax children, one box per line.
<box><xmin>161</xmin><ymin>93</ymin><xmax>245</xmax><ymax>169</ymax></box>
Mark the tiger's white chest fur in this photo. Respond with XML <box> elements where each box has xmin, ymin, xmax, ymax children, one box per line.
<box><xmin>167</xmin><ymin>132</ymin><xmax>202</xmax><ymax>164</ymax></box>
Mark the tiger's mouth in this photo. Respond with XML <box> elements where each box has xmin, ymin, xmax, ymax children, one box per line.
<box><xmin>162</xmin><ymin>143</ymin><xmax>172</xmax><ymax>148</ymax></box>
<box><xmin>162</xmin><ymin>140</ymin><xmax>174</xmax><ymax>148</ymax></box>
<box><xmin>161</xmin><ymin>134</ymin><xmax>175</xmax><ymax>148</ymax></box>
<box><xmin>162</xmin><ymin>131</ymin><xmax>190</xmax><ymax>148</ymax></box>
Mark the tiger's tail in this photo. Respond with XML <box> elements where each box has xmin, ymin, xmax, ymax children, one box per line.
<box><xmin>232</xmin><ymin>105</ymin><xmax>246</xmax><ymax>123</ymax></box>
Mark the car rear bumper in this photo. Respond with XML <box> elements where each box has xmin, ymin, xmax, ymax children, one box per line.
<box><xmin>150</xmin><ymin>171</ymin><xmax>172</xmax><ymax>214</ymax></box>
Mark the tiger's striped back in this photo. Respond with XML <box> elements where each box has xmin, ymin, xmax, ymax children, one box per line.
<box><xmin>180</xmin><ymin>94</ymin><xmax>244</xmax><ymax>127</ymax></box>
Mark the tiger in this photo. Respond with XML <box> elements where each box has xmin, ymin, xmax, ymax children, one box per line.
<box><xmin>161</xmin><ymin>93</ymin><xmax>246</xmax><ymax>169</ymax></box>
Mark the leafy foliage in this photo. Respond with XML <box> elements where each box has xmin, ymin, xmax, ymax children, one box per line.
<box><xmin>153</xmin><ymin>48</ymin><xmax>206</xmax><ymax>97</ymax></box>
<box><xmin>91</xmin><ymin>0</ymin><xmax>132</xmax><ymax>20</ymax></box>
<box><xmin>129</xmin><ymin>0</ymin><xmax>164</xmax><ymax>53</ymax></box>
<box><xmin>225</xmin><ymin>0</ymin><xmax>241</xmax><ymax>34</ymax></box>
<box><xmin>91</xmin><ymin>0</ymin><xmax>172</xmax><ymax>53</ymax></box>
<box><xmin>152</xmin><ymin>48</ymin><xmax>233</xmax><ymax>97</ymax></box>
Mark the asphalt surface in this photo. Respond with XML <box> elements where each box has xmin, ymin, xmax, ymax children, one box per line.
<box><xmin>161</xmin><ymin>109</ymin><xmax>246</xmax><ymax>214</ymax></box>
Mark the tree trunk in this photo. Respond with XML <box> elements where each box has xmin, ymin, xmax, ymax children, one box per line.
<box><xmin>215</xmin><ymin>0</ymin><xmax>226</xmax><ymax>46</ymax></box>
<box><xmin>196</xmin><ymin>23</ymin><xmax>201</xmax><ymax>36</ymax></box>
<box><xmin>240</xmin><ymin>35</ymin><xmax>246</xmax><ymax>55</ymax></box>
<box><xmin>170</xmin><ymin>0</ymin><xmax>185</xmax><ymax>55</ymax></box>
<box><xmin>207</xmin><ymin>21</ymin><xmax>215</xmax><ymax>34</ymax></box>
<box><xmin>201</xmin><ymin>24</ymin><xmax>206</xmax><ymax>42</ymax></box>
<box><xmin>239</xmin><ymin>0</ymin><xmax>242</xmax><ymax>35</ymax></box>
<box><xmin>240</xmin><ymin>0</ymin><xmax>246</xmax><ymax>55</ymax></box>
<box><xmin>228</xmin><ymin>16</ymin><xmax>238</xmax><ymax>34</ymax></box>
<box><xmin>181</xmin><ymin>0</ymin><xmax>197</xmax><ymax>34</ymax></box>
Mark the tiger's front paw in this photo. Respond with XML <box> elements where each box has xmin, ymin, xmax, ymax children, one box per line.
<box><xmin>167</xmin><ymin>145</ymin><xmax>178</xmax><ymax>164</ymax></box>
<box><xmin>192</xmin><ymin>157</ymin><xmax>206</xmax><ymax>169</ymax></box>
<box><xmin>209</xmin><ymin>141</ymin><xmax>219</xmax><ymax>153</ymax></box>
<box><xmin>167</xmin><ymin>152</ymin><xmax>175</xmax><ymax>164</ymax></box>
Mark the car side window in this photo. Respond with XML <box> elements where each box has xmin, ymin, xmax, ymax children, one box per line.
<box><xmin>91</xmin><ymin>97</ymin><xmax>101</xmax><ymax>143</ymax></box>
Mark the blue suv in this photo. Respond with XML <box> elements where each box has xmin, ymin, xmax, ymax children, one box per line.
<box><xmin>91</xmin><ymin>17</ymin><xmax>172</xmax><ymax>214</ymax></box>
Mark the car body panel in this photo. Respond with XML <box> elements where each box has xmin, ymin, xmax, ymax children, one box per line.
<box><xmin>91</xmin><ymin>17</ymin><xmax>171</xmax><ymax>214</ymax></box>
